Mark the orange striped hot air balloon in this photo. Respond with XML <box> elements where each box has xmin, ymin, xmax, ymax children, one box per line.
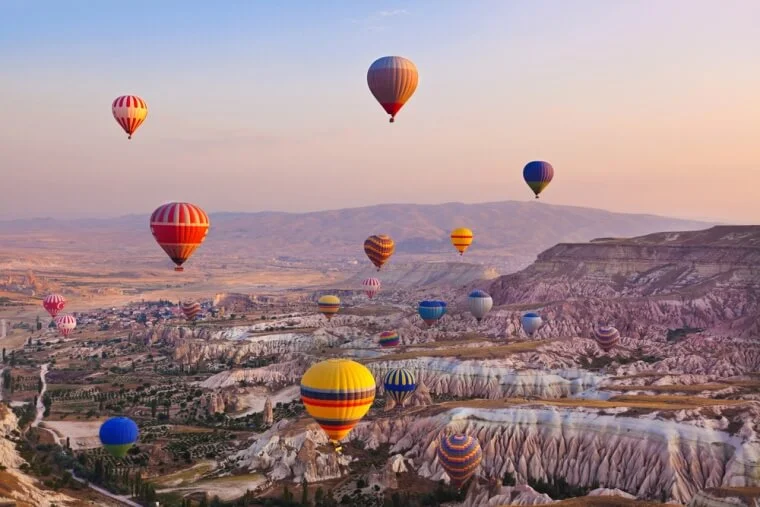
<box><xmin>367</xmin><ymin>56</ymin><xmax>418</xmax><ymax>123</ymax></box>
<box><xmin>364</xmin><ymin>235</ymin><xmax>395</xmax><ymax>271</ymax></box>
<box><xmin>150</xmin><ymin>202</ymin><xmax>210</xmax><ymax>272</ymax></box>
<box><xmin>318</xmin><ymin>295</ymin><xmax>341</xmax><ymax>320</ymax></box>
<box><xmin>450</xmin><ymin>228</ymin><xmax>473</xmax><ymax>256</ymax></box>
<box><xmin>181</xmin><ymin>301</ymin><xmax>202</xmax><ymax>321</ymax></box>
<box><xmin>112</xmin><ymin>95</ymin><xmax>148</xmax><ymax>139</ymax></box>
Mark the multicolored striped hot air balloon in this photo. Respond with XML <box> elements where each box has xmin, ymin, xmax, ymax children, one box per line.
<box><xmin>523</xmin><ymin>161</ymin><xmax>554</xmax><ymax>199</ymax></box>
<box><xmin>150</xmin><ymin>202</ymin><xmax>210</xmax><ymax>272</ymax></box>
<box><xmin>300</xmin><ymin>359</ymin><xmax>376</xmax><ymax>446</ymax></box>
<box><xmin>418</xmin><ymin>300</ymin><xmax>447</xmax><ymax>326</ymax></box>
<box><xmin>437</xmin><ymin>433</ymin><xmax>483</xmax><ymax>488</ymax></box>
<box><xmin>55</xmin><ymin>314</ymin><xmax>76</xmax><ymax>337</ymax></box>
<box><xmin>43</xmin><ymin>294</ymin><xmax>66</xmax><ymax>318</ymax></box>
<box><xmin>181</xmin><ymin>301</ymin><xmax>202</xmax><ymax>321</ymax></box>
<box><xmin>383</xmin><ymin>368</ymin><xmax>416</xmax><ymax>407</ymax></box>
<box><xmin>367</xmin><ymin>56</ymin><xmax>419</xmax><ymax>123</ymax></box>
<box><xmin>378</xmin><ymin>330</ymin><xmax>400</xmax><ymax>348</ymax></box>
<box><xmin>362</xmin><ymin>277</ymin><xmax>381</xmax><ymax>299</ymax></box>
<box><xmin>521</xmin><ymin>312</ymin><xmax>543</xmax><ymax>336</ymax></box>
<box><xmin>364</xmin><ymin>235</ymin><xmax>395</xmax><ymax>271</ymax></box>
<box><xmin>99</xmin><ymin>417</ymin><xmax>139</xmax><ymax>458</ymax></box>
<box><xmin>594</xmin><ymin>325</ymin><xmax>620</xmax><ymax>352</ymax></box>
<box><xmin>467</xmin><ymin>290</ymin><xmax>493</xmax><ymax>322</ymax></box>
<box><xmin>450</xmin><ymin>228</ymin><xmax>473</xmax><ymax>256</ymax></box>
<box><xmin>112</xmin><ymin>95</ymin><xmax>148</xmax><ymax>140</ymax></box>
<box><xmin>318</xmin><ymin>295</ymin><xmax>341</xmax><ymax>320</ymax></box>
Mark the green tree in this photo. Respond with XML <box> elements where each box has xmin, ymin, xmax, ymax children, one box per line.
<box><xmin>36</xmin><ymin>316</ymin><xmax>42</xmax><ymax>331</ymax></box>
<box><xmin>301</xmin><ymin>476</ymin><xmax>309</xmax><ymax>505</ymax></box>
<box><xmin>150</xmin><ymin>398</ymin><xmax>158</xmax><ymax>418</ymax></box>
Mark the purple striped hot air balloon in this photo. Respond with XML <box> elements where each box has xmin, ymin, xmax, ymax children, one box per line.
<box><xmin>523</xmin><ymin>161</ymin><xmax>554</xmax><ymax>199</ymax></box>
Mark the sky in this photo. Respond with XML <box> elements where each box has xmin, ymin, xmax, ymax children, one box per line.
<box><xmin>1</xmin><ymin>0</ymin><xmax>759</xmax><ymax>222</ymax></box>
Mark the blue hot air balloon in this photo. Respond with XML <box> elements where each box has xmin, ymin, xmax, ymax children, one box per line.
<box><xmin>418</xmin><ymin>300</ymin><xmax>447</xmax><ymax>326</ymax></box>
<box><xmin>99</xmin><ymin>417</ymin><xmax>139</xmax><ymax>458</ymax></box>
<box><xmin>467</xmin><ymin>290</ymin><xmax>493</xmax><ymax>322</ymax></box>
<box><xmin>521</xmin><ymin>312</ymin><xmax>543</xmax><ymax>336</ymax></box>
<box><xmin>383</xmin><ymin>368</ymin><xmax>417</xmax><ymax>407</ymax></box>
<box><xmin>523</xmin><ymin>161</ymin><xmax>554</xmax><ymax>199</ymax></box>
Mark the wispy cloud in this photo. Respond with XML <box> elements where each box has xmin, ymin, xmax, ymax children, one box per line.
<box><xmin>377</xmin><ymin>9</ymin><xmax>408</xmax><ymax>17</ymax></box>
<box><xmin>350</xmin><ymin>8</ymin><xmax>409</xmax><ymax>31</ymax></box>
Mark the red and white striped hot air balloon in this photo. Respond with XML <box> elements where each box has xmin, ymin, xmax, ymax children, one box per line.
<box><xmin>181</xmin><ymin>301</ymin><xmax>202</xmax><ymax>321</ymax></box>
<box><xmin>361</xmin><ymin>277</ymin><xmax>381</xmax><ymax>299</ymax></box>
<box><xmin>55</xmin><ymin>314</ymin><xmax>77</xmax><ymax>337</ymax></box>
<box><xmin>150</xmin><ymin>202</ymin><xmax>210</xmax><ymax>272</ymax></box>
<box><xmin>112</xmin><ymin>95</ymin><xmax>148</xmax><ymax>139</ymax></box>
<box><xmin>367</xmin><ymin>56</ymin><xmax>419</xmax><ymax>123</ymax></box>
<box><xmin>43</xmin><ymin>294</ymin><xmax>66</xmax><ymax>318</ymax></box>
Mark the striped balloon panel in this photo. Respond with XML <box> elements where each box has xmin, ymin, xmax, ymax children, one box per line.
<box><xmin>378</xmin><ymin>331</ymin><xmax>400</xmax><ymax>347</ymax></box>
<box><xmin>467</xmin><ymin>294</ymin><xmax>493</xmax><ymax>321</ymax></box>
<box><xmin>55</xmin><ymin>314</ymin><xmax>77</xmax><ymax>336</ymax></box>
<box><xmin>521</xmin><ymin>314</ymin><xmax>543</xmax><ymax>335</ymax></box>
<box><xmin>594</xmin><ymin>326</ymin><xmax>620</xmax><ymax>351</ymax></box>
<box><xmin>523</xmin><ymin>161</ymin><xmax>554</xmax><ymax>197</ymax></box>
<box><xmin>300</xmin><ymin>359</ymin><xmax>376</xmax><ymax>441</ymax></box>
<box><xmin>437</xmin><ymin>434</ymin><xmax>483</xmax><ymax>487</ymax></box>
<box><xmin>112</xmin><ymin>95</ymin><xmax>148</xmax><ymax>137</ymax></box>
<box><xmin>367</xmin><ymin>56</ymin><xmax>419</xmax><ymax>118</ymax></box>
<box><xmin>418</xmin><ymin>301</ymin><xmax>446</xmax><ymax>326</ymax></box>
<box><xmin>383</xmin><ymin>368</ymin><xmax>416</xmax><ymax>405</ymax></box>
<box><xmin>362</xmin><ymin>277</ymin><xmax>381</xmax><ymax>298</ymax></box>
<box><xmin>181</xmin><ymin>301</ymin><xmax>201</xmax><ymax>321</ymax></box>
<box><xmin>364</xmin><ymin>235</ymin><xmax>395</xmax><ymax>270</ymax></box>
<box><xmin>318</xmin><ymin>295</ymin><xmax>340</xmax><ymax>320</ymax></box>
<box><xmin>43</xmin><ymin>294</ymin><xmax>66</xmax><ymax>317</ymax></box>
<box><xmin>150</xmin><ymin>202</ymin><xmax>210</xmax><ymax>269</ymax></box>
<box><xmin>450</xmin><ymin>227</ymin><xmax>473</xmax><ymax>254</ymax></box>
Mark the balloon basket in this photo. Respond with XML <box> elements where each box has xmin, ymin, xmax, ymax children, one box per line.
<box><xmin>174</xmin><ymin>267</ymin><xmax>184</xmax><ymax>272</ymax></box>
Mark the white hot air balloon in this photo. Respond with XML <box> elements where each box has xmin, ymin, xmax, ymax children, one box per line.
<box><xmin>467</xmin><ymin>290</ymin><xmax>493</xmax><ymax>322</ymax></box>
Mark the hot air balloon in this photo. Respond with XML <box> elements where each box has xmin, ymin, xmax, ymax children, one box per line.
<box><xmin>418</xmin><ymin>300</ymin><xmax>447</xmax><ymax>326</ymax></box>
<box><xmin>300</xmin><ymin>359</ymin><xmax>375</xmax><ymax>448</ymax></box>
<box><xmin>55</xmin><ymin>314</ymin><xmax>76</xmax><ymax>337</ymax></box>
<box><xmin>523</xmin><ymin>161</ymin><xmax>554</xmax><ymax>199</ymax></box>
<box><xmin>437</xmin><ymin>433</ymin><xmax>483</xmax><ymax>489</ymax></box>
<box><xmin>521</xmin><ymin>312</ymin><xmax>543</xmax><ymax>336</ymax></box>
<box><xmin>318</xmin><ymin>295</ymin><xmax>341</xmax><ymax>320</ymax></box>
<box><xmin>594</xmin><ymin>325</ymin><xmax>620</xmax><ymax>352</ymax></box>
<box><xmin>367</xmin><ymin>56</ymin><xmax>418</xmax><ymax>123</ymax></box>
<box><xmin>42</xmin><ymin>294</ymin><xmax>66</xmax><ymax>318</ymax></box>
<box><xmin>364</xmin><ymin>235</ymin><xmax>395</xmax><ymax>271</ymax></box>
<box><xmin>112</xmin><ymin>95</ymin><xmax>148</xmax><ymax>140</ymax></box>
<box><xmin>362</xmin><ymin>277</ymin><xmax>381</xmax><ymax>299</ymax></box>
<box><xmin>467</xmin><ymin>290</ymin><xmax>493</xmax><ymax>322</ymax></box>
<box><xmin>450</xmin><ymin>228</ymin><xmax>473</xmax><ymax>256</ymax></box>
<box><xmin>99</xmin><ymin>417</ymin><xmax>139</xmax><ymax>458</ymax></box>
<box><xmin>378</xmin><ymin>330</ymin><xmax>400</xmax><ymax>348</ymax></box>
<box><xmin>383</xmin><ymin>368</ymin><xmax>416</xmax><ymax>407</ymax></box>
<box><xmin>181</xmin><ymin>301</ymin><xmax>202</xmax><ymax>321</ymax></box>
<box><xmin>150</xmin><ymin>202</ymin><xmax>210</xmax><ymax>271</ymax></box>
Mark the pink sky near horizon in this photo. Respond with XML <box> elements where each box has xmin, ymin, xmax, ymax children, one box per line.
<box><xmin>1</xmin><ymin>1</ymin><xmax>758</xmax><ymax>223</ymax></box>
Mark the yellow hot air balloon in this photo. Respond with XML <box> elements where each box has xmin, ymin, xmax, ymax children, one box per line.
<box><xmin>300</xmin><ymin>359</ymin><xmax>376</xmax><ymax>447</ymax></box>
<box><xmin>318</xmin><ymin>295</ymin><xmax>341</xmax><ymax>320</ymax></box>
<box><xmin>450</xmin><ymin>227</ymin><xmax>473</xmax><ymax>255</ymax></box>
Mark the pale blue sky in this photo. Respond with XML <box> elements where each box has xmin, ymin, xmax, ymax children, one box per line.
<box><xmin>1</xmin><ymin>1</ymin><xmax>758</xmax><ymax>222</ymax></box>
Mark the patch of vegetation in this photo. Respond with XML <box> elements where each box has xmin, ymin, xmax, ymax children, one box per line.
<box><xmin>528</xmin><ymin>475</ymin><xmax>600</xmax><ymax>500</ymax></box>
<box><xmin>666</xmin><ymin>327</ymin><xmax>704</xmax><ymax>343</ymax></box>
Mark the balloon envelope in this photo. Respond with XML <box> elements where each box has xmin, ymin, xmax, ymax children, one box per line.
<box><xmin>318</xmin><ymin>295</ymin><xmax>341</xmax><ymax>320</ymax></box>
<box><xmin>521</xmin><ymin>312</ymin><xmax>543</xmax><ymax>336</ymax></box>
<box><xmin>112</xmin><ymin>95</ymin><xmax>148</xmax><ymax>139</ymax></box>
<box><xmin>181</xmin><ymin>301</ymin><xmax>202</xmax><ymax>321</ymax></box>
<box><xmin>150</xmin><ymin>202</ymin><xmax>210</xmax><ymax>271</ymax></box>
<box><xmin>523</xmin><ymin>161</ymin><xmax>554</xmax><ymax>198</ymax></box>
<box><xmin>383</xmin><ymin>368</ymin><xmax>416</xmax><ymax>406</ymax></box>
<box><xmin>362</xmin><ymin>277</ymin><xmax>381</xmax><ymax>299</ymax></box>
<box><xmin>367</xmin><ymin>56</ymin><xmax>419</xmax><ymax>122</ymax></box>
<box><xmin>300</xmin><ymin>359</ymin><xmax>375</xmax><ymax>443</ymax></box>
<box><xmin>437</xmin><ymin>434</ymin><xmax>483</xmax><ymax>488</ymax></box>
<box><xmin>378</xmin><ymin>330</ymin><xmax>400</xmax><ymax>348</ymax></box>
<box><xmin>43</xmin><ymin>294</ymin><xmax>66</xmax><ymax>318</ymax></box>
<box><xmin>364</xmin><ymin>235</ymin><xmax>395</xmax><ymax>270</ymax></box>
<box><xmin>418</xmin><ymin>300</ymin><xmax>447</xmax><ymax>326</ymax></box>
<box><xmin>55</xmin><ymin>314</ymin><xmax>77</xmax><ymax>337</ymax></box>
<box><xmin>450</xmin><ymin>228</ymin><xmax>473</xmax><ymax>255</ymax></box>
<box><xmin>467</xmin><ymin>290</ymin><xmax>493</xmax><ymax>321</ymax></box>
<box><xmin>594</xmin><ymin>325</ymin><xmax>620</xmax><ymax>352</ymax></box>
<box><xmin>99</xmin><ymin>417</ymin><xmax>139</xmax><ymax>457</ymax></box>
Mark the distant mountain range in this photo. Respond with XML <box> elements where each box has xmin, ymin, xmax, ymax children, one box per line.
<box><xmin>0</xmin><ymin>201</ymin><xmax>712</xmax><ymax>272</ymax></box>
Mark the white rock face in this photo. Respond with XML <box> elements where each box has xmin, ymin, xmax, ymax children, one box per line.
<box><xmin>464</xmin><ymin>484</ymin><xmax>554</xmax><ymax>506</ymax></box>
<box><xmin>688</xmin><ymin>489</ymin><xmax>760</xmax><ymax>506</ymax></box>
